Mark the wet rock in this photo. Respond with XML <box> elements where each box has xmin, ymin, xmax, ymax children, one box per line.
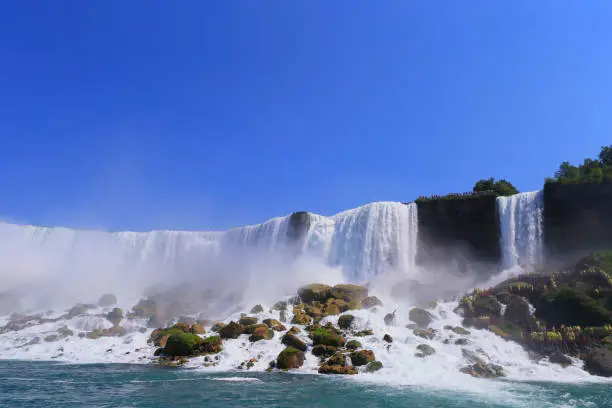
<box><xmin>298</xmin><ymin>284</ymin><xmax>333</xmax><ymax>304</ymax></box>
<box><xmin>200</xmin><ymin>335</ymin><xmax>223</xmax><ymax>354</ymax></box>
<box><xmin>291</xmin><ymin>308</ymin><xmax>312</xmax><ymax>325</ymax></box>
<box><xmin>219</xmin><ymin>321</ymin><xmax>245</xmax><ymax>339</ymax></box>
<box><xmin>383</xmin><ymin>334</ymin><xmax>393</xmax><ymax>343</ymax></box>
<box><xmin>365</xmin><ymin>361</ymin><xmax>383</xmax><ymax>373</ymax></box>
<box><xmin>312</xmin><ymin>345</ymin><xmax>337</xmax><ymax>358</ymax></box>
<box><xmin>350</xmin><ymin>350</ymin><xmax>375</xmax><ymax>366</ymax></box>
<box><xmin>312</xmin><ymin>328</ymin><xmax>346</xmax><ymax>347</ymax></box>
<box><xmin>454</xmin><ymin>338</ymin><xmax>470</xmax><ymax>346</ymax></box>
<box><xmin>346</xmin><ymin>340</ymin><xmax>362</xmax><ymax>350</ymax></box>
<box><xmin>238</xmin><ymin>316</ymin><xmax>258</xmax><ymax>326</ymax></box>
<box><xmin>444</xmin><ymin>325</ymin><xmax>470</xmax><ymax>335</ymax></box>
<box><xmin>504</xmin><ymin>296</ymin><xmax>532</xmax><ymax>326</ymax></box>
<box><xmin>384</xmin><ymin>312</ymin><xmax>396</xmax><ymax>326</ymax></box>
<box><xmin>288</xmin><ymin>326</ymin><xmax>301</xmax><ymax>335</ymax></box>
<box><xmin>460</xmin><ymin>362</ymin><xmax>504</xmax><ymax>378</ymax></box>
<box><xmin>413</xmin><ymin>328</ymin><xmax>436</xmax><ymax>340</ymax></box>
<box><xmin>263</xmin><ymin>318</ymin><xmax>281</xmax><ymax>328</ymax></box>
<box><xmin>409</xmin><ymin>307</ymin><xmax>434</xmax><ymax>328</ymax></box>
<box><xmin>66</xmin><ymin>304</ymin><xmax>92</xmax><ymax>319</ymax></box>
<box><xmin>322</xmin><ymin>303</ymin><xmax>341</xmax><ymax>316</ymax></box>
<box><xmin>190</xmin><ymin>324</ymin><xmax>206</xmax><ymax>335</ymax></box>
<box><xmin>277</xmin><ymin>347</ymin><xmax>305</xmax><ymax>369</ymax></box>
<box><xmin>415</xmin><ymin>344</ymin><xmax>436</xmax><ymax>357</ymax></box>
<box><xmin>354</xmin><ymin>329</ymin><xmax>373</xmax><ymax>337</ymax></box>
<box><xmin>272</xmin><ymin>301</ymin><xmax>288</xmax><ymax>311</ymax></box>
<box><xmin>106</xmin><ymin>308</ymin><xmax>123</xmax><ymax>326</ymax></box>
<box><xmin>58</xmin><ymin>326</ymin><xmax>74</xmax><ymax>337</ymax></box>
<box><xmin>472</xmin><ymin>295</ymin><xmax>503</xmax><ymax>317</ymax></box>
<box><xmin>338</xmin><ymin>314</ymin><xmax>355</xmax><ymax>330</ymax></box>
<box><xmin>97</xmin><ymin>294</ymin><xmax>117</xmax><ymax>307</ymax></box>
<box><xmin>549</xmin><ymin>351</ymin><xmax>572</xmax><ymax>367</ymax></box>
<box><xmin>44</xmin><ymin>334</ymin><xmax>59</xmax><ymax>342</ymax></box>
<box><xmin>250</xmin><ymin>304</ymin><xmax>264</xmax><ymax>314</ymax></box>
<box><xmin>163</xmin><ymin>332</ymin><xmax>203</xmax><ymax>357</ymax></box>
<box><xmin>318</xmin><ymin>364</ymin><xmax>357</xmax><ymax>375</ymax></box>
<box><xmin>331</xmin><ymin>284</ymin><xmax>368</xmax><ymax>302</ymax></box>
<box><xmin>279</xmin><ymin>310</ymin><xmax>288</xmax><ymax>323</ymax></box>
<box><xmin>584</xmin><ymin>347</ymin><xmax>612</xmax><ymax>377</ymax></box>
<box><xmin>362</xmin><ymin>296</ymin><xmax>383</xmax><ymax>309</ymax></box>
<box><xmin>86</xmin><ymin>326</ymin><xmax>126</xmax><ymax>340</ymax></box>
<box><xmin>249</xmin><ymin>326</ymin><xmax>274</xmax><ymax>342</ymax></box>
<box><xmin>281</xmin><ymin>333</ymin><xmax>307</xmax><ymax>352</ymax></box>
<box><xmin>211</xmin><ymin>322</ymin><xmax>225</xmax><ymax>332</ymax></box>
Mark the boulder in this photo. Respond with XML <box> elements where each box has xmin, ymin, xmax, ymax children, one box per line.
<box><xmin>132</xmin><ymin>298</ymin><xmax>158</xmax><ymax>318</ymax></box>
<box><xmin>245</xmin><ymin>323</ymin><xmax>268</xmax><ymax>335</ymax></box>
<box><xmin>413</xmin><ymin>328</ymin><xmax>436</xmax><ymax>340</ymax></box>
<box><xmin>584</xmin><ymin>347</ymin><xmax>612</xmax><ymax>377</ymax></box>
<box><xmin>200</xmin><ymin>335</ymin><xmax>223</xmax><ymax>354</ymax></box>
<box><xmin>177</xmin><ymin>316</ymin><xmax>196</xmax><ymax>325</ymax></box>
<box><xmin>318</xmin><ymin>364</ymin><xmax>357</xmax><ymax>375</ymax></box>
<box><xmin>272</xmin><ymin>324</ymin><xmax>287</xmax><ymax>332</ymax></box>
<box><xmin>325</xmin><ymin>352</ymin><xmax>349</xmax><ymax>367</ymax></box>
<box><xmin>365</xmin><ymin>361</ymin><xmax>383</xmax><ymax>373</ymax></box>
<box><xmin>312</xmin><ymin>328</ymin><xmax>346</xmax><ymax>347</ymax></box>
<box><xmin>504</xmin><ymin>296</ymin><xmax>532</xmax><ymax>326</ymax></box>
<box><xmin>263</xmin><ymin>318</ymin><xmax>281</xmax><ymax>328</ymax></box>
<box><xmin>291</xmin><ymin>308</ymin><xmax>312</xmax><ymax>325</ymax></box>
<box><xmin>211</xmin><ymin>322</ymin><xmax>225</xmax><ymax>332</ymax></box>
<box><xmin>281</xmin><ymin>333</ymin><xmax>307</xmax><ymax>352</ymax></box>
<box><xmin>97</xmin><ymin>294</ymin><xmax>117</xmax><ymax>307</ymax></box>
<box><xmin>549</xmin><ymin>351</ymin><xmax>572</xmax><ymax>367</ymax></box>
<box><xmin>190</xmin><ymin>324</ymin><xmax>206</xmax><ymax>334</ymax></box>
<box><xmin>460</xmin><ymin>361</ymin><xmax>504</xmax><ymax>378</ymax></box>
<box><xmin>323</xmin><ymin>303</ymin><xmax>341</xmax><ymax>316</ymax></box>
<box><xmin>362</xmin><ymin>296</ymin><xmax>383</xmax><ymax>309</ymax></box>
<box><xmin>162</xmin><ymin>332</ymin><xmax>203</xmax><ymax>357</ymax></box>
<box><xmin>409</xmin><ymin>308</ymin><xmax>434</xmax><ymax>328</ymax></box>
<box><xmin>171</xmin><ymin>323</ymin><xmax>191</xmax><ymax>333</ymax></box>
<box><xmin>350</xmin><ymin>350</ymin><xmax>375</xmax><ymax>366</ymax></box>
<box><xmin>298</xmin><ymin>284</ymin><xmax>333</xmax><ymax>304</ymax></box>
<box><xmin>354</xmin><ymin>329</ymin><xmax>373</xmax><ymax>337</ymax></box>
<box><xmin>472</xmin><ymin>295</ymin><xmax>503</xmax><ymax>317</ymax></box>
<box><xmin>66</xmin><ymin>304</ymin><xmax>92</xmax><ymax>319</ymax></box>
<box><xmin>454</xmin><ymin>338</ymin><xmax>470</xmax><ymax>346</ymax></box>
<box><xmin>288</xmin><ymin>326</ymin><xmax>301</xmax><ymax>335</ymax></box>
<box><xmin>250</xmin><ymin>304</ymin><xmax>264</xmax><ymax>314</ymax></box>
<box><xmin>346</xmin><ymin>340</ymin><xmax>362</xmax><ymax>350</ymax></box>
<box><xmin>272</xmin><ymin>301</ymin><xmax>288</xmax><ymax>311</ymax></box>
<box><xmin>415</xmin><ymin>344</ymin><xmax>435</xmax><ymax>357</ymax></box>
<box><xmin>219</xmin><ymin>321</ymin><xmax>244</xmax><ymax>339</ymax></box>
<box><xmin>279</xmin><ymin>310</ymin><xmax>288</xmax><ymax>323</ymax></box>
<box><xmin>383</xmin><ymin>334</ymin><xmax>393</xmax><ymax>343</ymax></box>
<box><xmin>44</xmin><ymin>334</ymin><xmax>59</xmax><ymax>342</ymax></box>
<box><xmin>384</xmin><ymin>312</ymin><xmax>396</xmax><ymax>326</ymax></box>
<box><xmin>338</xmin><ymin>314</ymin><xmax>355</xmax><ymax>330</ymax></box>
<box><xmin>249</xmin><ymin>326</ymin><xmax>274</xmax><ymax>342</ymax></box>
<box><xmin>276</xmin><ymin>347</ymin><xmax>305</xmax><ymax>369</ymax></box>
<box><xmin>238</xmin><ymin>316</ymin><xmax>258</xmax><ymax>326</ymax></box>
<box><xmin>312</xmin><ymin>345</ymin><xmax>337</xmax><ymax>358</ymax></box>
<box><xmin>331</xmin><ymin>284</ymin><xmax>368</xmax><ymax>302</ymax></box>
<box><xmin>86</xmin><ymin>326</ymin><xmax>126</xmax><ymax>339</ymax></box>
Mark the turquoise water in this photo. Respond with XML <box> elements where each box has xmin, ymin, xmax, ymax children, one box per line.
<box><xmin>0</xmin><ymin>361</ymin><xmax>610</xmax><ymax>407</ymax></box>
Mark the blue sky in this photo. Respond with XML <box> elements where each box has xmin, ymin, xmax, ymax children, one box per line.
<box><xmin>0</xmin><ymin>1</ymin><xmax>611</xmax><ymax>231</ymax></box>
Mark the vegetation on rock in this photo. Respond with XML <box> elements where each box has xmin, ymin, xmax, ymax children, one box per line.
<box><xmin>338</xmin><ymin>314</ymin><xmax>355</xmax><ymax>330</ymax></box>
<box><xmin>276</xmin><ymin>346</ymin><xmax>305</xmax><ymax>370</ymax></box>
<box><xmin>281</xmin><ymin>333</ymin><xmax>307</xmax><ymax>352</ymax></box>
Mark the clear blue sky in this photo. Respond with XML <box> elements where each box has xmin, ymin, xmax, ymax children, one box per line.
<box><xmin>0</xmin><ymin>1</ymin><xmax>611</xmax><ymax>231</ymax></box>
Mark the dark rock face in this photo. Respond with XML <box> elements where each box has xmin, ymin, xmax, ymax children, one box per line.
<box><xmin>504</xmin><ymin>296</ymin><xmax>532</xmax><ymax>326</ymax></box>
<box><xmin>409</xmin><ymin>308</ymin><xmax>434</xmax><ymax>328</ymax></box>
<box><xmin>584</xmin><ymin>347</ymin><xmax>612</xmax><ymax>377</ymax></box>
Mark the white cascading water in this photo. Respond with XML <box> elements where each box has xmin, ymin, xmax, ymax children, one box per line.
<box><xmin>497</xmin><ymin>191</ymin><xmax>544</xmax><ymax>270</ymax></box>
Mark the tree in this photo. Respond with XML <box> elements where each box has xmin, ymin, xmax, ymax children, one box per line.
<box><xmin>473</xmin><ymin>178</ymin><xmax>495</xmax><ymax>193</ymax></box>
<box><xmin>554</xmin><ymin>161</ymin><xmax>580</xmax><ymax>183</ymax></box>
<box><xmin>580</xmin><ymin>158</ymin><xmax>603</xmax><ymax>183</ymax></box>
<box><xmin>599</xmin><ymin>145</ymin><xmax>612</xmax><ymax>167</ymax></box>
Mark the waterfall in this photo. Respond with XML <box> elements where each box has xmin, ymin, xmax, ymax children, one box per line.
<box><xmin>497</xmin><ymin>191</ymin><xmax>544</xmax><ymax>270</ymax></box>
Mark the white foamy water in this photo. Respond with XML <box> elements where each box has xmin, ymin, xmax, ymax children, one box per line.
<box><xmin>497</xmin><ymin>191</ymin><xmax>544</xmax><ymax>270</ymax></box>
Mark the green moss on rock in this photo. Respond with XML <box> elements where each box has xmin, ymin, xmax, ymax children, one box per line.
<box><xmin>219</xmin><ymin>321</ymin><xmax>245</xmax><ymax>339</ymax></box>
<box><xmin>163</xmin><ymin>332</ymin><xmax>203</xmax><ymax>357</ymax></box>
<box><xmin>276</xmin><ymin>346</ymin><xmax>305</xmax><ymax>369</ymax></box>
<box><xmin>338</xmin><ymin>314</ymin><xmax>355</xmax><ymax>330</ymax></box>
<box><xmin>281</xmin><ymin>333</ymin><xmax>307</xmax><ymax>352</ymax></box>
<box><xmin>350</xmin><ymin>350</ymin><xmax>375</xmax><ymax>366</ymax></box>
<box><xmin>298</xmin><ymin>284</ymin><xmax>333</xmax><ymax>304</ymax></box>
<box><xmin>346</xmin><ymin>340</ymin><xmax>362</xmax><ymax>350</ymax></box>
<box><xmin>365</xmin><ymin>361</ymin><xmax>383</xmax><ymax>372</ymax></box>
<box><xmin>312</xmin><ymin>328</ymin><xmax>346</xmax><ymax>347</ymax></box>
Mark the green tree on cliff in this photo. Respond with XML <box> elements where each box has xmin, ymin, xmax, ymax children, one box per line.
<box><xmin>550</xmin><ymin>145</ymin><xmax>612</xmax><ymax>184</ymax></box>
<box><xmin>473</xmin><ymin>178</ymin><xmax>519</xmax><ymax>196</ymax></box>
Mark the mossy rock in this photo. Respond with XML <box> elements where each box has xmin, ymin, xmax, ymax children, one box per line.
<box><xmin>318</xmin><ymin>364</ymin><xmax>357</xmax><ymax>375</ymax></box>
<box><xmin>281</xmin><ymin>333</ymin><xmax>307</xmax><ymax>352</ymax></box>
<box><xmin>354</xmin><ymin>329</ymin><xmax>373</xmax><ymax>337</ymax></box>
<box><xmin>150</xmin><ymin>327</ymin><xmax>186</xmax><ymax>346</ymax></box>
<box><xmin>338</xmin><ymin>314</ymin><xmax>355</xmax><ymax>330</ymax></box>
<box><xmin>305</xmin><ymin>305</ymin><xmax>323</xmax><ymax>318</ymax></box>
<box><xmin>288</xmin><ymin>326</ymin><xmax>301</xmax><ymax>335</ymax></box>
<box><xmin>451</xmin><ymin>326</ymin><xmax>471</xmax><ymax>336</ymax></box>
<box><xmin>325</xmin><ymin>352</ymin><xmax>348</xmax><ymax>366</ymax></box>
<box><xmin>495</xmin><ymin>290</ymin><xmax>512</xmax><ymax>304</ymax></box>
<box><xmin>312</xmin><ymin>344</ymin><xmax>337</xmax><ymax>358</ymax></box>
<box><xmin>263</xmin><ymin>318</ymin><xmax>281</xmax><ymax>328</ymax></box>
<box><xmin>245</xmin><ymin>323</ymin><xmax>268</xmax><ymax>335</ymax></box>
<box><xmin>219</xmin><ymin>321</ymin><xmax>245</xmax><ymax>339</ymax></box>
<box><xmin>536</xmin><ymin>287</ymin><xmax>612</xmax><ymax>327</ymax></box>
<box><xmin>455</xmin><ymin>338</ymin><xmax>469</xmax><ymax>345</ymax></box>
<box><xmin>331</xmin><ymin>284</ymin><xmax>368</xmax><ymax>302</ymax></box>
<box><xmin>200</xmin><ymin>335</ymin><xmax>222</xmax><ymax>353</ymax></box>
<box><xmin>323</xmin><ymin>304</ymin><xmax>341</xmax><ymax>316</ymax></box>
<box><xmin>298</xmin><ymin>284</ymin><xmax>333</xmax><ymax>304</ymax></box>
<box><xmin>249</xmin><ymin>326</ymin><xmax>274</xmax><ymax>342</ymax></box>
<box><xmin>106</xmin><ymin>308</ymin><xmax>123</xmax><ymax>326</ymax></box>
<box><xmin>177</xmin><ymin>316</ymin><xmax>196</xmax><ymax>325</ymax></box>
<box><xmin>346</xmin><ymin>340</ymin><xmax>362</xmax><ymax>350</ymax></box>
<box><xmin>415</xmin><ymin>344</ymin><xmax>435</xmax><ymax>357</ymax></box>
<box><xmin>272</xmin><ymin>324</ymin><xmax>287</xmax><ymax>332</ymax></box>
<box><xmin>413</xmin><ymin>328</ymin><xmax>436</xmax><ymax>340</ymax></box>
<box><xmin>409</xmin><ymin>308</ymin><xmax>434</xmax><ymax>328</ymax></box>
<box><xmin>97</xmin><ymin>293</ymin><xmax>117</xmax><ymax>307</ymax></box>
<box><xmin>162</xmin><ymin>332</ymin><xmax>203</xmax><ymax>357</ymax></box>
<box><xmin>312</xmin><ymin>328</ymin><xmax>346</xmax><ymax>347</ymax></box>
<box><xmin>86</xmin><ymin>326</ymin><xmax>126</xmax><ymax>340</ymax></box>
<box><xmin>154</xmin><ymin>347</ymin><xmax>163</xmax><ymax>356</ymax></box>
<box><xmin>472</xmin><ymin>295</ymin><xmax>503</xmax><ymax>317</ymax></box>
<box><xmin>383</xmin><ymin>334</ymin><xmax>393</xmax><ymax>343</ymax></box>
<box><xmin>132</xmin><ymin>298</ymin><xmax>158</xmax><ymax>318</ymax></box>
<box><xmin>65</xmin><ymin>304</ymin><xmax>92</xmax><ymax>319</ymax></box>
<box><xmin>190</xmin><ymin>324</ymin><xmax>206</xmax><ymax>334</ymax></box>
<box><xmin>350</xmin><ymin>350</ymin><xmax>375</xmax><ymax>366</ymax></box>
<box><xmin>171</xmin><ymin>323</ymin><xmax>191</xmax><ymax>333</ymax></box>
<box><xmin>238</xmin><ymin>316</ymin><xmax>258</xmax><ymax>326</ymax></box>
<box><xmin>291</xmin><ymin>308</ymin><xmax>312</xmax><ymax>325</ymax></box>
<box><xmin>211</xmin><ymin>322</ymin><xmax>225</xmax><ymax>332</ymax></box>
<box><xmin>362</xmin><ymin>296</ymin><xmax>383</xmax><ymax>309</ymax></box>
<box><xmin>504</xmin><ymin>296</ymin><xmax>532</xmax><ymax>326</ymax></box>
<box><xmin>460</xmin><ymin>362</ymin><xmax>504</xmax><ymax>378</ymax></box>
<box><xmin>277</xmin><ymin>346</ymin><xmax>305</xmax><ymax>369</ymax></box>
<box><xmin>365</xmin><ymin>361</ymin><xmax>383</xmax><ymax>373</ymax></box>
<box><xmin>272</xmin><ymin>301</ymin><xmax>288</xmax><ymax>311</ymax></box>
<box><xmin>250</xmin><ymin>304</ymin><xmax>264</xmax><ymax>314</ymax></box>
<box><xmin>463</xmin><ymin>316</ymin><xmax>492</xmax><ymax>329</ymax></box>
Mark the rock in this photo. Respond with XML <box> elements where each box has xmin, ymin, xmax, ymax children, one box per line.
<box><xmin>106</xmin><ymin>308</ymin><xmax>123</xmax><ymax>326</ymax></box>
<box><xmin>463</xmin><ymin>316</ymin><xmax>492</xmax><ymax>329</ymax></box>
<box><xmin>409</xmin><ymin>307</ymin><xmax>434</xmax><ymax>328</ymax></box>
<box><xmin>86</xmin><ymin>326</ymin><xmax>126</xmax><ymax>339</ymax></box>
<box><xmin>318</xmin><ymin>364</ymin><xmax>357</xmax><ymax>375</ymax></box>
<box><xmin>249</xmin><ymin>326</ymin><xmax>274</xmax><ymax>342</ymax></box>
<box><xmin>190</xmin><ymin>324</ymin><xmax>206</xmax><ymax>334</ymax></box>
<box><xmin>350</xmin><ymin>350</ymin><xmax>375</xmax><ymax>366</ymax></box>
<box><xmin>238</xmin><ymin>316</ymin><xmax>258</xmax><ymax>326</ymax></box>
<box><xmin>504</xmin><ymin>296</ymin><xmax>532</xmax><ymax>326</ymax></box>
<box><xmin>346</xmin><ymin>340</ymin><xmax>362</xmax><ymax>350</ymax></box>
<box><xmin>272</xmin><ymin>324</ymin><xmax>287</xmax><ymax>332</ymax></box>
<box><xmin>245</xmin><ymin>323</ymin><xmax>268</xmax><ymax>335</ymax></box>
<box><xmin>415</xmin><ymin>344</ymin><xmax>436</xmax><ymax>357</ymax></box>
<box><xmin>288</xmin><ymin>326</ymin><xmax>301</xmax><ymax>335</ymax></box>
<box><xmin>384</xmin><ymin>312</ymin><xmax>396</xmax><ymax>326</ymax></box>
<box><xmin>452</xmin><ymin>327</ymin><xmax>471</xmax><ymax>335</ymax></box>
<box><xmin>171</xmin><ymin>323</ymin><xmax>191</xmax><ymax>333</ymax></box>
<box><xmin>455</xmin><ymin>338</ymin><xmax>470</xmax><ymax>346</ymax></box>
<box><xmin>305</xmin><ymin>305</ymin><xmax>323</xmax><ymax>318</ymax></box>
<box><xmin>383</xmin><ymin>334</ymin><xmax>393</xmax><ymax>343</ymax></box>
<box><xmin>365</xmin><ymin>361</ymin><xmax>383</xmax><ymax>372</ymax></box>
<box><xmin>276</xmin><ymin>347</ymin><xmax>305</xmax><ymax>369</ymax></box>
<box><xmin>362</xmin><ymin>296</ymin><xmax>383</xmax><ymax>309</ymax></box>
<box><xmin>338</xmin><ymin>314</ymin><xmax>355</xmax><ymax>330</ymax></box>
<box><xmin>279</xmin><ymin>310</ymin><xmax>288</xmax><ymax>323</ymax></box>
<box><xmin>405</xmin><ymin>323</ymin><xmax>417</xmax><ymax>330</ymax></box>
<box><xmin>298</xmin><ymin>284</ymin><xmax>333</xmax><ymax>304</ymax></box>
<box><xmin>66</xmin><ymin>304</ymin><xmax>92</xmax><ymax>319</ymax></box>
<box><xmin>584</xmin><ymin>347</ymin><xmax>612</xmax><ymax>377</ymax></box>
<box><xmin>472</xmin><ymin>295</ymin><xmax>503</xmax><ymax>317</ymax></box>
<box><xmin>263</xmin><ymin>319</ymin><xmax>281</xmax><ymax>328</ymax></box>
<box><xmin>250</xmin><ymin>304</ymin><xmax>264</xmax><ymax>314</ymax></box>
<box><xmin>331</xmin><ymin>284</ymin><xmax>368</xmax><ymax>302</ymax></box>
<box><xmin>163</xmin><ymin>332</ymin><xmax>203</xmax><ymax>357</ymax></box>
<box><xmin>495</xmin><ymin>290</ymin><xmax>512</xmax><ymax>304</ymax></box>
<box><xmin>279</xmin><ymin>332</ymin><xmax>305</xmax><ymax>350</ymax></box>
<box><xmin>177</xmin><ymin>316</ymin><xmax>196</xmax><ymax>325</ymax></box>
<box><xmin>312</xmin><ymin>345</ymin><xmax>337</xmax><ymax>358</ymax></box>
<box><xmin>325</xmin><ymin>352</ymin><xmax>349</xmax><ymax>366</ymax></box>
<box><xmin>132</xmin><ymin>298</ymin><xmax>158</xmax><ymax>318</ymax></box>
<box><xmin>460</xmin><ymin>362</ymin><xmax>504</xmax><ymax>378</ymax></box>
<box><xmin>323</xmin><ymin>303</ymin><xmax>341</xmax><ymax>316</ymax></box>
<box><xmin>291</xmin><ymin>308</ymin><xmax>312</xmax><ymax>325</ymax></box>
<box><xmin>312</xmin><ymin>328</ymin><xmax>346</xmax><ymax>347</ymax></box>
<box><xmin>200</xmin><ymin>335</ymin><xmax>223</xmax><ymax>354</ymax></box>
<box><xmin>211</xmin><ymin>322</ymin><xmax>225</xmax><ymax>332</ymax></box>
<box><xmin>354</xmin><ymin>329</ymin><xmax>373</xmax><ymax>337</ymax></box>
<box><xmin>97</xmin><ymin>294</ymin><xmax>117</xmax><ymax>307</ymax></box>
<box><xmin>549</xmin><ymin>351</ymin><xmax>572</xmax><ymax>367</ymax></box>
<box><xmin>219</xmin><ymin>321</ymin><xmax>245</xmax><ymax>339</ymax></box>
<box><xmin>44</xmin><ymin>334</ymin><xmax>59</xmax><ymax>342</ymax></box>
<box><xmin>461</xmin><ymin>348</ymin><xmax>483</xmax><ymax>364</ymax></box>
<box><xmin>272</xmin><ymin>301</ymin><xmax>288</xmax><ymax>311</ymax></box>
<box><xmin>58</xmin><ymin>326</ymin><xmax>73</xmax><ymax>337</ymax></box>
<box><xmin>413</xmin><ymin>328</ymin><xmax>436</xmax><ymax>340</ymax></box>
